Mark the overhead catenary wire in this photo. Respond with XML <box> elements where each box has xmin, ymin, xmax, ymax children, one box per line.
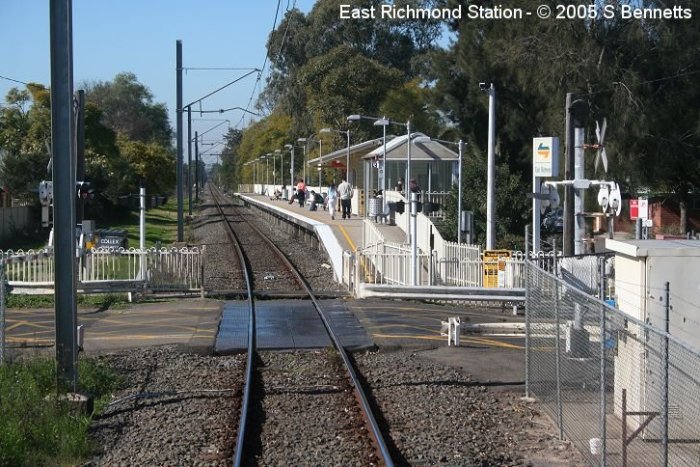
<box><xmin>0</xmin><ymin>74</ymin><xmax>30</xmax><ymax>86</ymax></box>
<box><xmin>235</xmin><ymin>0</ymin><xmax>296</xmax><ymax>129</ymax></box>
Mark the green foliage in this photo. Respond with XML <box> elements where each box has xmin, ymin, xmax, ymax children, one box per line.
<box><xmin>431</xmin><ymin>0</ymin><xmax>700</xmax><ymax>237</ymax></box>
<box><xmin>0</xmin><ymin>358</ymin><xmax>116</xmax><ymax>466</ymax></box>
<box><xmin>0</xmin><ymin>84</ymin><xmax>52</xmax><ymax>202</ymax></box>
<box><xmin>6</xmin><ymin>293</ymin><xmax>131</xmax><ymax>310</ymax></box>
<box><xmin>116</xmin><ymin>135</ymin><xmax>175</xmax><ymax>195</ymax></box>
<box><xmin>84</xmin><ymin>72</ymin><xmax>172</xmax><ymax>147</ymax></box>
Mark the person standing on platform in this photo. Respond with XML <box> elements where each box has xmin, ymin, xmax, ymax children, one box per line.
<box><xmin>326</xmin><ymin>183</ymin><xmax>337</xmax><ymax>220</ymax></box>
<box><xmin>337</xmin><ymin>177</ymin><xmax>352</xmax><ymax>219</ymax></box>
<box><xmin>296</xmin><ymin>178</ymin><xmax>306</xmax><ymax>207</ymax></box>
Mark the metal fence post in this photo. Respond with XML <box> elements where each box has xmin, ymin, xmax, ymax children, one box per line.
<box><xmin>554</xmin><ymin>270</ymin><xmax>564</xmax><ymax>440</ymax></box>
<box><xmin>524</xmin><ymin>225</ymin><xmax>530</xmax><ymax>398</ymax></box>
<box><xmin>663</xmin><ymin>281</ymin><xmax>670</xmax><ymax>467</ymax></box>
<box><xmin>600</xmin><ymin>298</ymin><xmax>607</xmax><ymax>466</ymax></box>
<box><xmin>200</xmin><ymin>245</ymin><xmax>206</xmax><ymax>299</ymax></box>
<box><xmin>0</xmin><ymin>261</ymin><xmax>5</xmax><ymax>364</ymax></box>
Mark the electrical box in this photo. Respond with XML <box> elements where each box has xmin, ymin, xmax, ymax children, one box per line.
<box><xmin>607</xmin><ymin>239</ymin><xmax>700</xmax><ymax>440</ymax></box>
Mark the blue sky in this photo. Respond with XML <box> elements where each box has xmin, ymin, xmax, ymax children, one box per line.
<box><xmin>0</xmin><ymin>0</ymin><xmax>316</xmax><ymax>163</ymax></box>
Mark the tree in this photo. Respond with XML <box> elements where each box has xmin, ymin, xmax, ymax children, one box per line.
<box><xmin>0</xmin><ymin>84</ymin><xmax>52</xmax><ymax>201</ymax></box>
<box><xmin>84</xmin><ymin>72</ymin><xmax>173</xmax><ymax>147</ymax></box>
<box><xmin>116</xmin><ymin>136</ymin><xmax>175</xmax><ymax>196</ymax></box>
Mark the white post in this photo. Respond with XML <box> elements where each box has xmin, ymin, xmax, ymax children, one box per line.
<box><xmin>574</xmin><ymin>127</ymin><xmax>584</xmax><ymax>255</ymax></box>
<box><xmin>406</xmin><ymin>121</ymin><xmax>412</xmax><ymax>244</ymax></box>
<box><xmin>139</xmin><ymin>186</ymin><xmax>146</xmax><ymax>279</ymax></box>
<box><xmin>346</xmin><ymin>130</ymin><xmax>351</xmax><ymax>184</ymax></box>
<box><xmin>486</xmin><ymin>83</ymin><xmax>497</xmax><ymax>250</ymax></box>
<box><xmin>290</xmin><ymin>146</ymin><xmax>294</xmax><ymax>187</ymax></box>
<box><xmin>411</xmin><ymin>191</ymin><xmax>418</xmax><ymax>286</ymax></box>
<box><xmin>318</xmin><ymin>140</ymin><xmax>322</xmax><ymax>193</ymax></box>
<box><xmin>457</xmin><ymin>140</ymin><xmax>464</xmax><ymax>244</ymax></box>
<box><xmin>381</xmin><ymin>123</ymin><xmax>387</xmax><ymax>214</ymax></box>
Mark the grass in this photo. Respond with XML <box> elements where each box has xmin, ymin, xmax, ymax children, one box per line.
<box><xmin>109</xmin><ymin>196</ymin><xmax>182</xmax><ymax>249</ymax></box>
<box><xmin>0</xmin><ymin>357</ymin><xmax>118</xmax><ymax>466</ymax></box>
<box><xmin>7</xmin><ymin>293</ymin><xmax>131</xmax><ymax>310</ymax></box>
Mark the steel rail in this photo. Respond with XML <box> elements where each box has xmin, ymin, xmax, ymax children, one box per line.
<box><xmin>210</xmin><ymin>186</ymin><xmax>394</xmax><ymax>466</ymax></box>
<box><xmin>208</xmin><ymin>185</ymin><xmax>255</xmax><ymax>466</ymax></box>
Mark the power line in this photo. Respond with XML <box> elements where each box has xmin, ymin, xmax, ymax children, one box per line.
<box><xmin>0</xmin><ymin>74</ymin><xmax>29</xmax><ymax>86</ymax></box>
<box><xmin>235</xmin><ymin>0</ymin><xmax>288</xmax><ymax>129</ymax></box>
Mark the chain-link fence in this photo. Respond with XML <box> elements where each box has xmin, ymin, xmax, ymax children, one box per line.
<box><xmin>526</xmin><ymin>262</ymin><xmax>700</xmax><ymax>466</ymax></box>
<box><xmin>1</xmin><ymin>260</ymin><xmax>5</xmax><ymax>364</ymax></box>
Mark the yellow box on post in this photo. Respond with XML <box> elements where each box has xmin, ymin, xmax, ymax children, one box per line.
<box><xmin>482</xmin><ymin>250</ymin><xmax>511</xmax><ymax>288</ymax></box>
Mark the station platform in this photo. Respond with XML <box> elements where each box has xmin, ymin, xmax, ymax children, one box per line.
<box><xmin>238</xmin><ymin>193</ymin><xmax>406</xmax><ymax>281</ymax></box>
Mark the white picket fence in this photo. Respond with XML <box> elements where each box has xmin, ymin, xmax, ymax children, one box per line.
<box><xmin>0</xmin><ymin>247</ymin><xmax>203</xmax><ymax>294</ymax></box>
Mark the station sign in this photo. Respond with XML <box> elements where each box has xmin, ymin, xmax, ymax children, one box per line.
<box><xmin>532</xmin><ymin>137</ymin><xmax>560</xmax><ymax>177</ymax></box>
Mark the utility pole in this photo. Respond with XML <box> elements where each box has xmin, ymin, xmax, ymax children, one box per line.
<box><xmin>485</xmin><ymin>83</ymin><xmax>497</xmax><ymax>250</ymax></box>
<box><xmin>187</xmin><ymin>106</ymin><xmax>192</xmax><ymax>215</ymax></box>
<box><xmin>50</xmin><ymin>0</ymin><xmax>78</xmax><ymax>391</ymax></box>
<box><xmin>563</xmin><ymin>93</ymin><xmax>575</xmax><ymax>256</ymax></box>
<box><xmin>194</xmin><ymin>131</ymin><xmax>200</xmax><ymax>191</ymax></box>
<box><xmin>570</xmin><ymin>98</ymin><xmax>588</xmax><ymax>255</ymax></box>
<box><xmin>176</xmin><ymin>40</ymin><xmax>184</xmax><ymax>242</ymax></box>
<box><xmin>195</xmin><ymin>131</ymin><xmax>199</xmax><ymax>201</ymax></box>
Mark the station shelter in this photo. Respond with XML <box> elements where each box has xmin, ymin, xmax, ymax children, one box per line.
<box><xmin>308</xmin><ymin>132</ymin><xmax>459</xmax><ymax>217</ymax></box>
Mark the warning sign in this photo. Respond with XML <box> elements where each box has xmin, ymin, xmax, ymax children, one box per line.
<box><xmin>482</xmin><ymin>250</ymin><xmax>512</xmax><ymax>288</ymax></box>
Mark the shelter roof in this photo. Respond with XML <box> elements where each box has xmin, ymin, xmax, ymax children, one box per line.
<box><xmin>363</xmin><ymin>133</ymin><xmax>459</xmax><ymax>161</ymax></box>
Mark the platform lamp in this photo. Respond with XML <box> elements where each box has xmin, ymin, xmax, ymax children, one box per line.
<box><xmin>297</xmin><ymin>136</ymin><xmax>321</xmax><ymax>189</ymax></box>
<box><xmin>266</xmin><ymin>152</ymin><xmax>275</xmax><ymax>187</ymax></box>
<box><xmin>284</xmin><ymin>144</ymin><xmax>294</xmax><ymax>187</ymax></box>
<box><xmin>319</xmin><ymin>127</ymin><xmax>351</xmax><ymax>183</ymax></box>
<box><xmin>274</xmin><ymin>149</ymin><xmax>283</xmax><ymax>188</ymax></box>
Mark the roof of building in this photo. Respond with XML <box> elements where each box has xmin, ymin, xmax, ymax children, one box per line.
<box><xmin>364</xmin><ymin>133</ymin><xmax>459</xmax><ymax>162</ymax></box>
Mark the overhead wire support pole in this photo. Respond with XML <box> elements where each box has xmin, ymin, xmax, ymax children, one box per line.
<box><xmin>176</xmin><ymin>40</ymin><xmax>184</xmax><ymax>242</ymax></box>
<box><xmin>50</xmin><ymin>0</ymin><xmax>78</xmax><ymax>391</ymax></box>
<box><xmin>187</xmin><ymin>106</ymin><xmax>192</xmax><ymax>216</ymax></box>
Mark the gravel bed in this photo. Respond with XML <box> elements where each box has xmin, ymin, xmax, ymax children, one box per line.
<box><xmin>246</xmin><ymin>350</ymin><xmax>378</xmax><ymax>466</ymax></box>
<box><xmin>193</xmin><ymin>189</ymin><xmax>344</xmax><ymax>294</ymax></box>
<box><xmin>82</xmin><ymin>346</ymin><xmax>245</xmax><ymax>466</ymax></box>
<box><xmin>192</xmin><ymin>200</ymin><xmax>243</xmax><ymax>292</ymax></box>
<box><xmin>353</xmin><ymin>349</ymin><xmax>585</xmax><ymax>466</ymax></box>
<box><xmin>79</xmin><ymin>187</ymin><xmax>583</xmax><ymax>465</ymax></box>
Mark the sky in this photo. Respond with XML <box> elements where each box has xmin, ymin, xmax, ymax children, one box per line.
<box><xmin>0</xmin><ymin>0</ymin><xmax>317</xmax><ymax>164</ymax></box>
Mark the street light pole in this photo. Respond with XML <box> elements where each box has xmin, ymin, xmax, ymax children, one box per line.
<box><xmin>318</xmin><ymin>139</ymin><xmax>323</xmax><ymax>192</ymax></box>
<box><xmin>284</xmin><ymin>144</ymin><xmax>294</xmax><ymax>187</ymax></box>
<box><xmin>485</xmin><ymin>83</ymin><xmax>497</xmax><ymax>250</ymax></box>
<box><xmin>374</xmin><ymin>118</ymin><xmax>389</xmax><ymax>214</ymax></box>
<box><xmin>457</xmin><ymin>139</ymin><xmax>464</xmax><ymax>244</ymax></box>
<box><xmin>346</xmin><ymin>130</ymin><xmax>350</xmax><ymax>183</ymax></box>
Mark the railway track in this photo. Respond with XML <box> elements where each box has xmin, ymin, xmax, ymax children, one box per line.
<box><xmin>209</xmin><ymin>184</ymin><xmax>394</xmax><ymax>466</ymax></box>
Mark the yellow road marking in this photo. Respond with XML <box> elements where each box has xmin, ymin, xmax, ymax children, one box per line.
<box><xmin>337</xmin><ymin>224</ymin><xmax>356</xmax><ymax>251</ymax></box>
<box><xmin>372</xmin><ymin>333</ymin><xmax>524</xmax><ymax>349</ymax></box>
<box><xmin>84</xmin><ymin>333</ymin><xmax>213</xmax><ymax>341</ymax></box>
